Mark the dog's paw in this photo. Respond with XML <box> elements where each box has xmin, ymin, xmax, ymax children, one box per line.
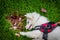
<box><xmin>20</xmin><ymin>32</ymin><xmax>26</xmax><ymax>36</ymax></box>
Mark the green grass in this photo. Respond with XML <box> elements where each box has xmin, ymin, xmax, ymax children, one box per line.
<box><xmin>0</xmin><ymin>0</ymin><xmax>60</xmax><ymax>40</ymax></box>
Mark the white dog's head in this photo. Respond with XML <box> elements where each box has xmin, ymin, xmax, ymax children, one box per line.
<box><xmin>25</xmin><ymin>12</ymin><xmax>49</xmax><ymax>30</ymax></box>
<box><xmin>24</xmin><ymin>12</ymin><xmax>41</xmax><ymax>30</ymax></box>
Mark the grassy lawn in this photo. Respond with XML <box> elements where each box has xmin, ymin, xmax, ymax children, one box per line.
<box><xmin>0</xmin><ymin>0</ymin><xmax>60</xmax><ymax>40</ymax></box>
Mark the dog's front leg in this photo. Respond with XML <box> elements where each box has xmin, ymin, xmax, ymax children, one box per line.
<box><xmin>20</xmin><ymin>30</ymin><xmax>42</xmax><ymax>38</ymax></box>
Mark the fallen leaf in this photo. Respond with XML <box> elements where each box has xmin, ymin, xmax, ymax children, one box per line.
<box><xmin>41</xmin><ymin>8</ymin><xmax>47</xmax><ymax>13</ymax></box>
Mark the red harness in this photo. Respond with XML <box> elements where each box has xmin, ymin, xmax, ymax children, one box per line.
<box><xmin>40</xmin><ymin>23</ymin><xmax>57</xmax><ymax>33</ymax></box>
<box><xmin>33</xmin><ymin>22</ymin><xmax>57</xmax><ymax>40</ymax></box>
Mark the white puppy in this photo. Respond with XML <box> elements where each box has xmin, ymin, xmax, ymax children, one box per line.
<box><xmin>18</xmin><ymin>12</ymin><xmax>60</xmax><ymax>40</ymax></box>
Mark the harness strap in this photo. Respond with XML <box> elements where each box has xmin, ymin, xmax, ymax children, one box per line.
<box><xmin>43</xmin><ymin>33</ymin><xmax>48</xmax><ymax>40</ymax></box>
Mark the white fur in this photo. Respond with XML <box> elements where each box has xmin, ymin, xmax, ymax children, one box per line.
<box><xmin>19</xmin><ymin>12</ymin><xmax>60</xmax><ymax>40</ymax></box>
